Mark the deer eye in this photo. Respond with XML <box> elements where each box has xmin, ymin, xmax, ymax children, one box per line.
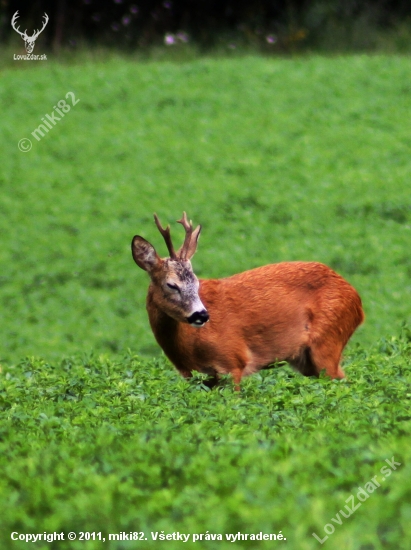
<box><xmin>166</xmin><ymin>282</ymin><xmax>180</xmax><ymax>292</ymax></box>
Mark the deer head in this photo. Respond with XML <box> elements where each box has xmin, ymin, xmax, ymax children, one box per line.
<box><xmin>11</xmin><ymin>11</ymin><xmax>49</xmax><ymax>53</ymax></box>
<box><xmin>132</xmin><ymin>212</ymin><xmax>209</xmax><ymax>326</ymax></box>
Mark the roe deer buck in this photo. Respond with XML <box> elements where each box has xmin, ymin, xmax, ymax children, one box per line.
<box><xmin>131</xmin><ymin>213</ymin><xmax>364</xmax><ymax>389</ymax></box>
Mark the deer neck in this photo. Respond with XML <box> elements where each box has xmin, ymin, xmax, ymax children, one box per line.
<box><xmin>146</xmin><ymin>287</ymin><xmax>185</xmax><ymax>361</ymax></box>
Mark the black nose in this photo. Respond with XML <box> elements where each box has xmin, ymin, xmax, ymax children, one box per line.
<box><xmin>187</xmin><ymin>310</ymin><xmax>209</xmax><ymax>326</ymax></box>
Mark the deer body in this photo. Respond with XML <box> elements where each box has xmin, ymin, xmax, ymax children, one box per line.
<box><xmin>132</xmin><ymin>214</ymin><xmax>364</xmax><ymax>389</ymax></box>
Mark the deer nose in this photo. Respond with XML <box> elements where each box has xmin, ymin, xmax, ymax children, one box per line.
<box><xmin>187</xmin><ymin>309</ymin><xmax>209</xmax><ymax>326</ymax></box>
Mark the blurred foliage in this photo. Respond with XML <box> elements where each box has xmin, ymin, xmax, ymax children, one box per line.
<box><xmin>1</xmin><ymin>0</ymin><xmax>411</xmax><ymax>53</ymax></box>
<box><xmin>1</xmin><ymin>55</ymin><xmax>411</xmax><ymax>363</ymax></box>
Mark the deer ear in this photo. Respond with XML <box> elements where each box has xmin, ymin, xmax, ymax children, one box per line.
<box><xmin>131</xmin><ymin>236</ymin><xmax>160</xmax><ymax>272</ymax></box>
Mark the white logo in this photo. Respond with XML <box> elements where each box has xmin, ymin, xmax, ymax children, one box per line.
<box><xmin>11</xmin><ymin>11</ymin><xmax>49</xmax><ymax>53</ymax></box>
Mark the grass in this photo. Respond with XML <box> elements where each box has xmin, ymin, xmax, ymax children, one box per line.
<box><xmin>1</xmin><ymin>54</ymin><xmax>411</xmax><ymax>361</ymax></box>
<box><xmin>1</xmin><ymin>53</ymin><xmax>411</xmax><ymax>548</ymax></box>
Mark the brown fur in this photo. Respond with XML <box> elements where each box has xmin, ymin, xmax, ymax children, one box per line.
<box><xmin>147</xmin><ymin>262</ymin><xmax>363</xmax><ymax>387</ymax></box>
<box><xmin>132</xmin><ymin>215</ymin><xmax>364</xmax><ymax>390</ymax></box>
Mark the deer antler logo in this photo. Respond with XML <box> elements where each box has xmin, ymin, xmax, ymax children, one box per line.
<box><xmin>11</xmin><ymin>11</ymin><xmax>49</xmax><ymax>54</ymax></box>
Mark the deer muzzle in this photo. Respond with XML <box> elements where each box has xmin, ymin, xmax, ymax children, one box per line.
<box><xmin>187</xmin><ymin>309</ymin><xmax>209</xmax><ymax>327</ymax></box>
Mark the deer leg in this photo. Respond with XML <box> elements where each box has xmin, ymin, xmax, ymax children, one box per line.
<box><xmin>199</xmin><ymin>366</ymin><xmax>220</xmax><ymax>388</ymax></box>
<box><xmin>203</xmin><ymin>374</ymin><xmax>220</xmax><ymax>389</ymax></box>
<box><xmin>178</xmin><ymin>366</ymin><xmax>220</xmax><ymax>388</ymax></box>
<box><xmin>231</xmin><ymin>367</ymin><xmax>244</xmax><ymax>391</ymax></box>
<box><xmin>177</xmin><ymin>368</ymin><xmax>193</xmax><ymax>379</ymax></box>
<box><xmin>288</xmin><ymin>347</ymin><xmax>318</xmax><ymax>377</ymax></box>
<box><xmin>308</xmin><ymin>341</ymin><xmax>345</xmax><ymax>379</ymax></box>
<box><xmin>193</xmin><ymin>366</ymin><xmax>219</xmax><ymax>388</ymax></box>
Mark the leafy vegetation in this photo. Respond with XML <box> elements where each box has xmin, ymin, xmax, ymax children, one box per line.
<box><xmin>1</xmin><ymin>333</ymin><xmax>411</xmax><ymax>549</ymax></box>
<box><xmin>1</xmin><ymin>54</ymin><xmax>411</xmax><ymax>548</ymax></box>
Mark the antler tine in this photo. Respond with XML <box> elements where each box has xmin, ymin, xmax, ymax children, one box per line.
<box><xmin>177</xmin><ymin>211</ymin><xmax>192</xmax><ymax>232</ymax></box>
<box><xmin>176</xmin><ymin>212</ymin><xmax>193</xmax><ymax>260</ymax></box>
<box><xmin>32</xmin><ymin>13</ymin><xmax>49</xmax><ymax>40</ymax></box>
<box><xmin>11</xmin><ymin>12</ymin><xmax>26</xmax><ymax>38</ymax></box>
<box><xmin>176</xmin><ymin>211</ymin><xmax>202</xmax><ymax>260</ymax></box>
<box><xmin>153</xmin><ymin>213</ymin><xmax>177</xmax><ymax>259</ymax></box>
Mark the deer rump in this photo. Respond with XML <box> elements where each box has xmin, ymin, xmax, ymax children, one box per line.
<box><xmin>147</xmin><ymin>261</ymin><xmax>364</xmax><ymax>384</ymax></box>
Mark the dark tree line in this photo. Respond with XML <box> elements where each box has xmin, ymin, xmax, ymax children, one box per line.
<box><xmin>1</xmin><ymin>0</ymin><xmax>410</xmax><ymax>52</ymax></box>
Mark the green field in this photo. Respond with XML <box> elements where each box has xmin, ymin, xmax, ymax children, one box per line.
<box><xmin>1</xmin><ymin>54</ymin><xmax>411</xmax><ymax>549</ymax></box>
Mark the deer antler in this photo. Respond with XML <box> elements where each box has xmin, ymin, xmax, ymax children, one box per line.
<box><xmin>153</xmin><ymin>212</ymin><xmax>201</xmax><ymax>260</ymax></box>
<box><xmin>176</xmin><ymin>212</ymin><xmax>201</xmax><ymax>260</ymax></box>
<box><xmin>32</xmin><ymin>13</ymin><xmax>49</xmax><ymax>40</ymax></box>
<box><xmin>154</xmin><ymin>213</ymin><xmax>177</xmax><ymax>259</ymax></box>
<box><xmin>11</xmin><ymin>11</ymin><xmax>28</xmax><ymax>39</ymax></box>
